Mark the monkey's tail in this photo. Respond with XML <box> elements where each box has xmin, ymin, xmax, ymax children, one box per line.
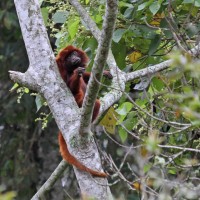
<box><xmin>58</xmin><ymin>132</ymin><xmax>107</xmax><ymax>178</ymax></box>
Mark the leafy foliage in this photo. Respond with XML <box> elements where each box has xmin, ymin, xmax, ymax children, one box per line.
<box><xmin>1</xmin><ymin>0</ymin><xmax>200</xmax><ymax>199</ymax></box>
<box><xmin>0</xmin><ymin>1</ymin><xmax>61</xmax><ymax>200</ymax></box>
<box><xmin>38</xmin><ymin>0</ymin><xmax>199</xmax><ymax>198</ymax></box>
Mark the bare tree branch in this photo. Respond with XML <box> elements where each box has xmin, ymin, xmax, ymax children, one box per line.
<box><xmin>11</xmin><ymin>0</ymin><xmax>200</xmax><ymax>199</ymax></box>
<box><xmin>158</xmin><ymin>144</ymin><xmax>200</xmax><ymax>153</ymax></box>
<box><xmin>68</xmin><ymin>0</ymin><xmax>126</xmax><ymax>117</ymax></box>
<box><xmin>79</xmin><ymin>0</ymin><xmax>118</xmax><ymax>135</ymax></box>
<box><xmin>31</xmin><ymin>161</ymin><xmax>67</xmax><ymax>200</ymax></box>
<box><xmin>68</xmin><ymin>0</ymin><xmax>120</xmax><ymax>73</ymax></box>
<box><xmin>12</xmin><ymin>0</ymin><xmax>112</xmax><ymax>199</ymax></box>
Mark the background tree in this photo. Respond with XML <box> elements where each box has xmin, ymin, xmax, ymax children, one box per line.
<box><xmin>1</xmin><ymin>0</ymin><xmax>200</xmax><ymax>199</ymax></box>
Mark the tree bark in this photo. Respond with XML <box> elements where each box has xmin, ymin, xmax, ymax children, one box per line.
<box><xmin>12</xmin><ymin>0</ymin><xmax>112</xmax><ymax>199</ymax></box>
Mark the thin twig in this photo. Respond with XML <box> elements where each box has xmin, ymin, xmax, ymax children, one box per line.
<box><xmin>31</xmin><ymin>160</ymin><xmax>68</xmax><ymax>200</ymax></box>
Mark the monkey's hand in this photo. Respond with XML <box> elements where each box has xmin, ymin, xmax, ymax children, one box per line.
<box><xmin>103</xmin><ymin>70</ymin><xmax>113</xmax><ymax>79</ymax></box>
<box><xmin>75</xmin><ymin>67</ymin><xmax>86</xmax><ymax>77</ymax></box>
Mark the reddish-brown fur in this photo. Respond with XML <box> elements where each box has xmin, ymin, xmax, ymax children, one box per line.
<box><xmin>56</xmin><ymin>45</ymin><xmax>110</xmax><ymax>177</ymax></box>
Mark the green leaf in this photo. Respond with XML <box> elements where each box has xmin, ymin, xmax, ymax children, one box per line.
<box><xmin>124</xmin><ymin>7</ymin><xmax>134</xmax><ymax>19</ymax></box>
<box><xmin>119</xmin><ymin>127</ymin><xmax>128</xmax><ymax>143</ymax></box>
<box><xmin>82</xmin><ymin>38</ymin><xmax>98</xmax><ymax>58</ymax></box>
<box><xmin>112</xmin><ymin>39</ymin><xmax>126</xmax><ymax>69</ymax></box>
<box><xmin>35</xmin><ymin>94</ymin><xmax>45</xmax><ymax>112</ymax></box>
<box><xmin>0</xmin><ymin>191</ymin><xmax>17</xmax><ymax>200</ymax></box>
<box><xmin>85</xmin><ymin>0</ymin><xmax>90</xmax><ymax>5</ymax></box>
<box><xmin>41</xmin><ymin>8</ymin><xmax>48</xmax><ymax>25</ymax></box>
<box><xmin>9</xmin><ymin>83</ymin><xmax>19</xmax><ymax>92</ymax></box>
<box><xmin>148</xmin><ymin>34</ymin><xmax>161</xmax><ymax>56</ymax></box>
<box><xmin>151</xmin><ymin>77</ymin><xmax>164</xmax><ymax>91</ymax></box>
<box><xmin>168</xmin><ymin>167</ymin><xmax>177</xmax><ymax>175</ymax></box>
<box><xmin>52</xmin><ymin>11</ymin><xmax>69</xmax><ymax>24</ymax></box>
<box><xmin>183</xmin><ymin>0</ymin><xmax>200</xmax><ymax>6</ymax></box>
<box><xmin>119</xmin><ymin>2</ymin><xmax>134</xmax><ymax>8</ymax></box>
<box><xmin>123</xmin><ymin>118</ymin><xmax>135</xmax><ymax>131</ymax></box>
<box><xmin>135</xmin><ymin>99</ymin><xmax>148</xmax><ymax>108</ymax></box>
<box><xmin>24</xmin><ymin>88</ymin><xmax>29</xmax><ymax>93</ymax></box>
<box><xmin>149</xmin><ymin>1</ymin><xmax>161</xmax><ymax>15</ymax></box>
<box><xmin>93</xmin><ymin>14</ymin><xmax>102</xmax><ymax>24</ymax></box>
<box><xmin>195</xmin><ymin>0</ymin><xmax>200</xmax><ymax>7</ymax></box>
<box><xmin>116</xmin><ymin>102</ymin><xmax>133</xmax><ymax>115</ymax></box>
<box><xmin>116</xmin><ymin>102</ymin><xmax>133</xmax><ymax>123</ymax></box>
<box><xmin>138</xmin><ymin>2</ymin><xmax>147</xmax><ymax>11</ymax></box>
<box><xmin>143</xmin><ymin>164</ymin><xmax>152</xmax><ymax>173</ymax></box>
<box><xmin>113</xmin><ymin>29</ymin><xmax>126</xmax><ymax>43</ymax></box>
<box><xmin>39</xmin><ymin>0</ymin><xmax>44</xmax><ymax>6</ymax></box>
<box><xmin>68</xmin><ymin>17</ymin><xmax>80</xmax><ymax>39</ymax></box>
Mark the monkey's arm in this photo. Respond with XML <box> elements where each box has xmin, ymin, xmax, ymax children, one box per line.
<box><xmin>82</xmin><ymin>72</ymin><xmax>91</xmax><ymax>84</ymax></box>
<box><xmin>68</xmin><ymin>67</ymin><xmax>85</xmax><ymax>95</ymax></box>
<box><xmin>82</xmin><ymin>70</ymin><xmax>112</xmax><ymax>84</ymax></box>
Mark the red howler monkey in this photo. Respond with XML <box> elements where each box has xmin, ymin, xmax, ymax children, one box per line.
<box><xmin>56</xmin><ymin>45</ymin><xmax>112</xmax><ymax>177</ymax></box>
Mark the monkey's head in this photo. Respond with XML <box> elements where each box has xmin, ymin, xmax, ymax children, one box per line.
<box><xmin>56</xmin><ymin>45</ymin><xmax>89</xmax><ymax>73</ymax></box>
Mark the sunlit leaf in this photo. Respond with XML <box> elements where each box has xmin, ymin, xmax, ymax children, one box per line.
<box><xmin>116</xmin><ymin>102</ymin><xmax>133</xmax><ymax>116</ymax></box>
<box><xmin>68</xmin><ymin>17</ymin><xmax>80</xmax><ymax>39</ymax></box>
<box><xmin>168</xmin><ymin>167</ymin><xmax>177</xmax><ymax>175</ymax></box>
<box><xmin>195</xmin><ymin>0</ymin><xmax>200</xmax><ymax>7</ymax></box>
<box><xmin>100</xmin><ymin>107</ymin><xmax>119</xmax><ymax>134</ymax></box>
<box><xmin>9</xmin><ymin>83</ymin><xmax>19</xmax><ymax>92</ymax></box>
<box><xmin>41</xmin><ymin>8</ymin><xmax>48</xmax><ymax>25</ymax></box>
<box><xmin>0</xmin><ymin>191</ymin><xmax>17</xmax><ymax>200</ymax></box>
<box><xmin>138</xmin><ymin>2</ymin><xmax>147</xmax><ymax>11</ymax></box>
<box><xmin>85</xmin><ymin>0</ymin><xmax>90</xmax><ymax>5</ymax></box>
<box><xmin>149</xmin><ymin>1</ymin><xmax>161</xmax><ymax>15</ymax></box>
<box><xmin>128</xmin><ymin>50</ymin><xmax>142</xmax><ymax>63</ymax></box>
<box><xmin>143</xmin><ymin>164</ymin><xmax>152</xmax><ymax>173</ymax></box>
<box><xmin>132</xmin><ymin>182</ymin><xmax>141</xmax><ymax>191</ymax></box>
<box><xmin>24</xmin><ymin>88</ymin><xmax>29</xmax><ymax>93</ymax></box>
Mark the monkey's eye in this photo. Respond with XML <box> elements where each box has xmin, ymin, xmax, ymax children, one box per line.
<box><xmin>71</xmin><ymin>51</ymin><xmax>78</xmax><ymax>56</ymax></box>
<box><xmin>65</xmin><ymin>51</ymin><xmax>77</xmax><ymax>60</ymax></box>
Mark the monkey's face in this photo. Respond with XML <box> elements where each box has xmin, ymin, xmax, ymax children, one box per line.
<box><xmin>65</xmin><ymin>51</ymin><xmax>83</xmax><ymax>71</ymax></box>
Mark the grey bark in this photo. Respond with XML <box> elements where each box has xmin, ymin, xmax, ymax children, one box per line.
<box><xmin>11</xmin><ymin>0</ymin><xmax>112</xmax><ymax>199</ymax></box>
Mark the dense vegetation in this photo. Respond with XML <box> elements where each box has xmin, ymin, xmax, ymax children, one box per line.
<box><xmin>1</xmin><ymin>0</ymin><xmax>199</xmax><ymax>199</ymax></box>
